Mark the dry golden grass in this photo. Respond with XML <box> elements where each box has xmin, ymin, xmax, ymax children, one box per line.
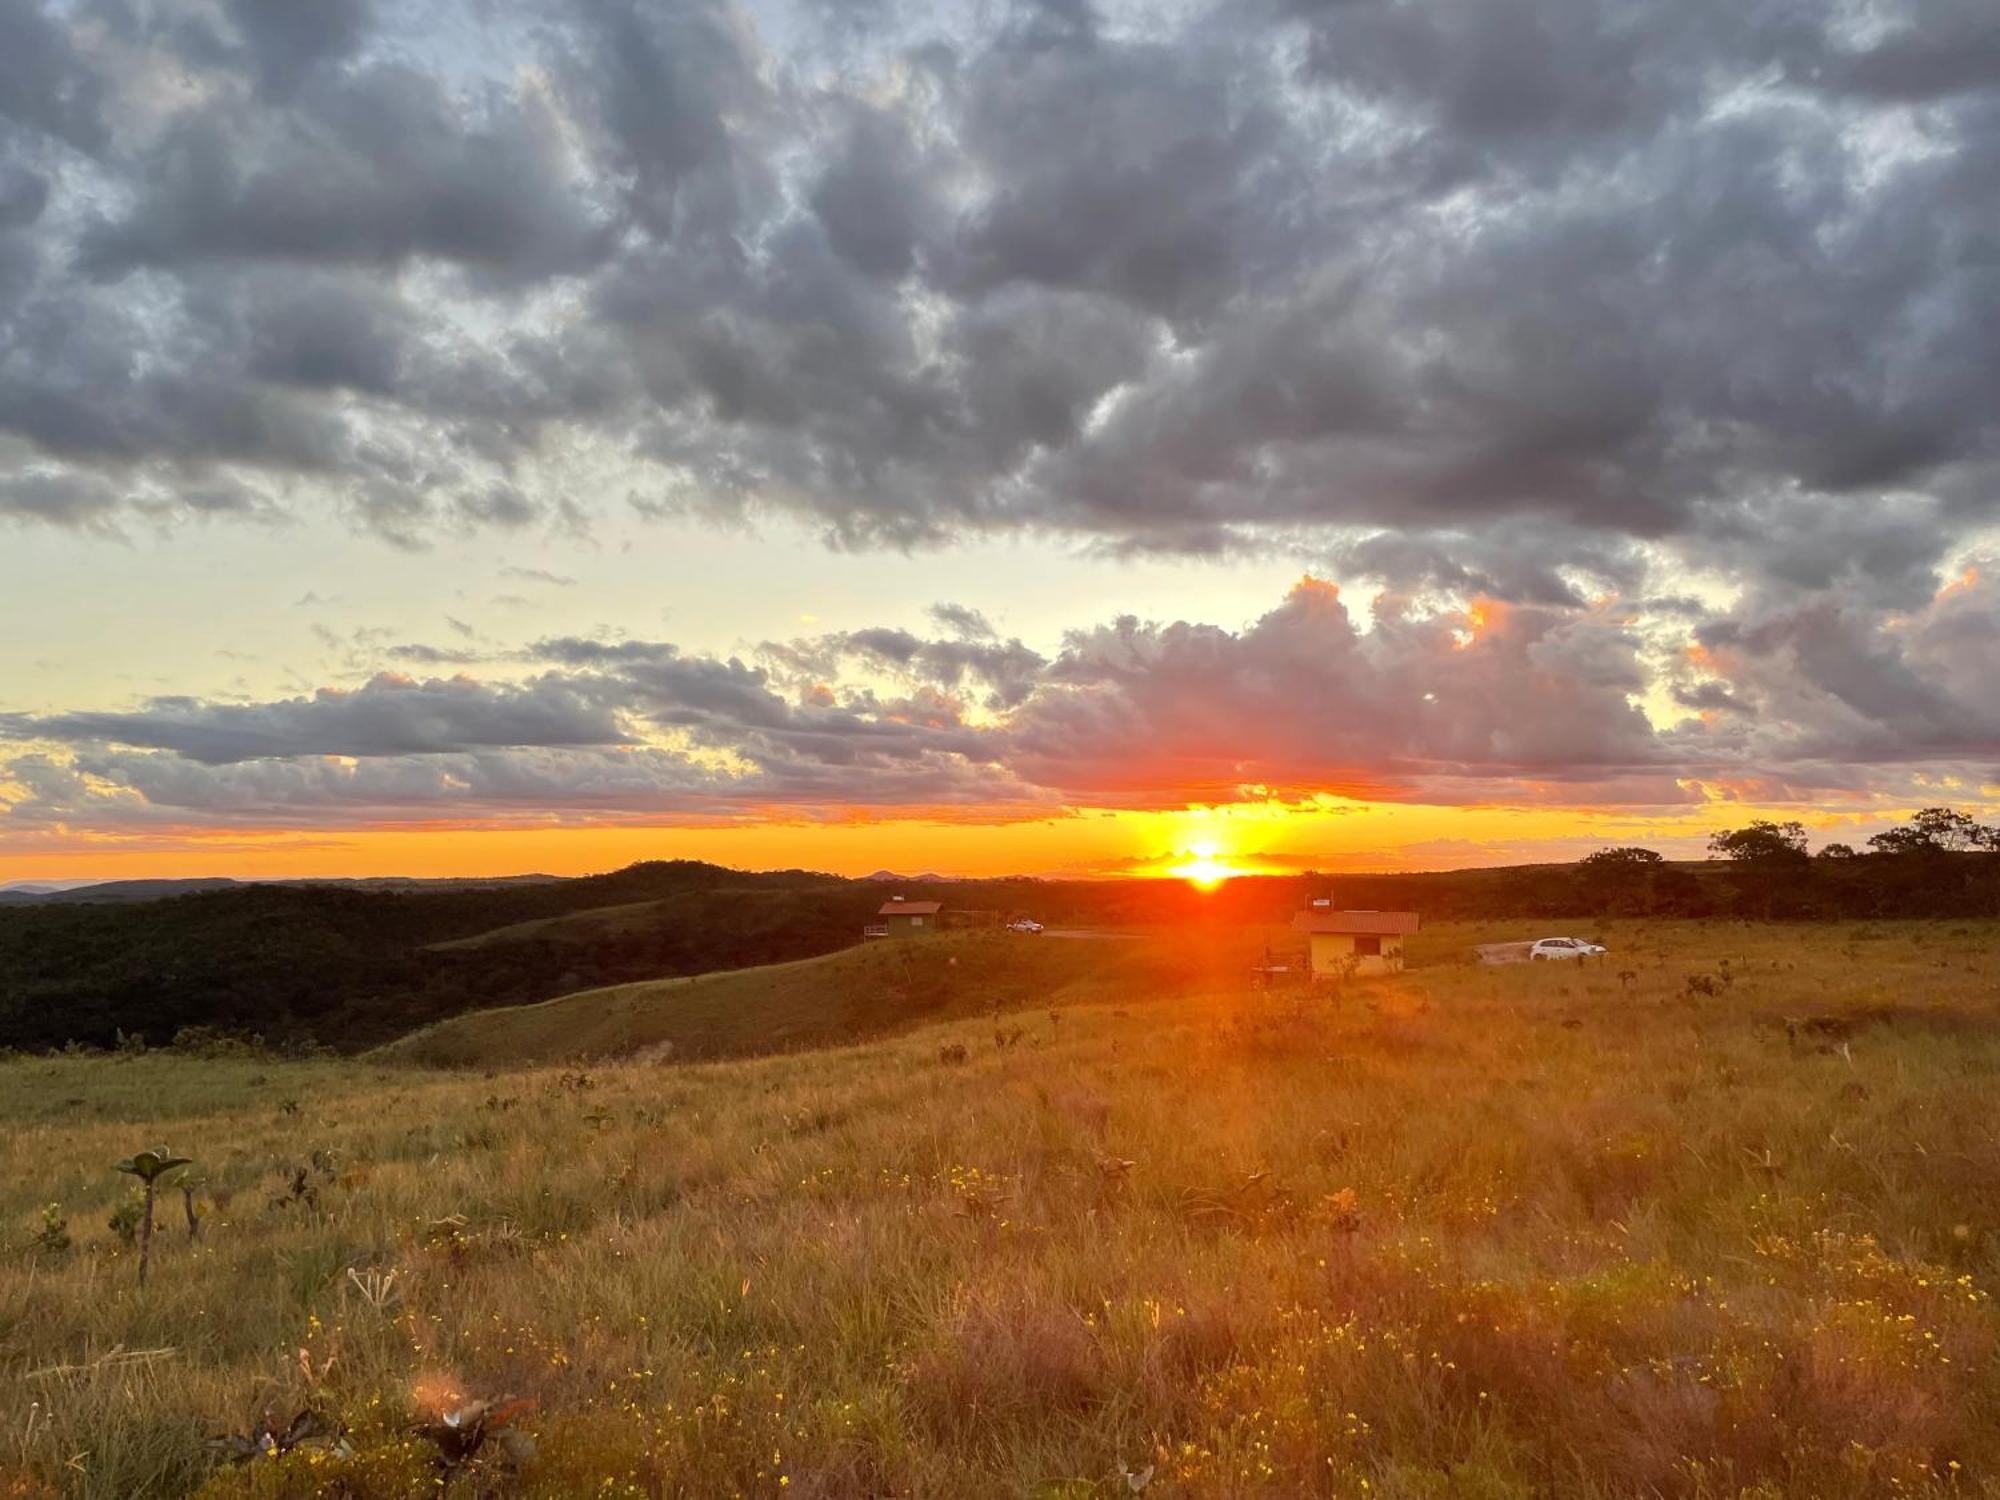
<box><xmin>378</xmin><ymin>930</ymin><xmax>1182</xmax><ymax>1067</ymax></box>
<box><xmin>5</xmin><ymin>918</ymin><xmax>2000</xmax><ymax>1498</ymax></box>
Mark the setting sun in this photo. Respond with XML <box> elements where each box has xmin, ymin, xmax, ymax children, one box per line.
<box><xmin>1167</xmin><ymin>841</ymin><xmax>1240</xmax><ymax>889</ymax></box>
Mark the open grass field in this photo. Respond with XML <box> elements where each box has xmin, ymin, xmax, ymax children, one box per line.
<box><xmin>6</xmin><ymin>918</ymin><xmax>2000</xmax><ymax>1498</ymax></box>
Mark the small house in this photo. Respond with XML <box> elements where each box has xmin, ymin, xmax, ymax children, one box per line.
<box><xmin>1290</xmin><ymin>907</ymin><xmax>1419</xmax><ymax>978</ymax></box>
<box><xmin>865</xmin><ymin>897</ymin><xmax>942</xmax><ymax>939</ymax></box>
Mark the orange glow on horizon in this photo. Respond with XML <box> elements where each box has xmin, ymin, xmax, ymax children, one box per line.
<box><xmin>5</xmin><ymin>791</ymin><xmax>1972</xmax><ymax>886</ymax></box>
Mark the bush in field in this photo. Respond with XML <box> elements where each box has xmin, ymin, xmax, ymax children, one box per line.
<box><xmin>106</xmin><ymin>1189</ymin><xmax>144</xmax><ymax>1249</ymax></box>
<box><xmin>170</xmin><ymin>1025</ymin><xmax>268</xmax><ymax>1058</ymax></box>
<box><xmin>33</xmin><ymin>1201</ymin><xmax>70</xmax><ymax>1255</ymax></box>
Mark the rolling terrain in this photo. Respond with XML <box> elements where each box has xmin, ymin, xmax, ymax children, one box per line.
<box><xmin>7</xmin><ymin>919</ymin><xmax>2000</xmax><ymax>1498</ymax></box>
<box><xmin>6</xmin><ymin>846</ymin><xmax>1995</xmax><ymax>1057</ymax></box>
<box><xmin>380</xmin><ymin>931</ymin><xmax>1175</xmax><ymax>1068</ymax></box>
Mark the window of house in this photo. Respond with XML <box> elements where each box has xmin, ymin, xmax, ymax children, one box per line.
<box><xmin>911</xmin><ymin>916</ymin><xmax>924</xmax><ymax>926</ymax></box>
<box><xmin>1354</xmin><ymin>935</ymin><xmax>1381</xmax><ymax>956</ymax></box>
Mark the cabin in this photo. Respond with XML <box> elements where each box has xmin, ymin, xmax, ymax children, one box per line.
<box><xmin>1290</xmin><ymin>905</ymin><xmax>1419</xmax><ymax>978</ymax></box>
<box><xmin>864</xmin><ymin>897</ymin><xmax>942</xmax><ymax>939</ymax></box>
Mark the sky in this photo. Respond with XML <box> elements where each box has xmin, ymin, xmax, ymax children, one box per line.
<box><xmin>0</xmin><ymin>0</ymin><xmax>1996</xmax><ymax>882</ymax></box>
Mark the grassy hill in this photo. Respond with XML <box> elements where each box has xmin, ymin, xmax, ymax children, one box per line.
<box><xmin>379</xmin><ymin>932</ymin><xmax>1175</xmax><ymax>1068</ymax></box>
<box><xmin>8</xmin><ymin>919</ymin><xmax>2000</xmax><ymax>1498</ymax></box>
<box><xmin>423</xmin><ymin>897</ymin><xmax>680</xmax><ymax>951</ymax></box>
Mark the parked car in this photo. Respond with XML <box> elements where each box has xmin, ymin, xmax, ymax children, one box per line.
<box><xmin>1529</xmin><ymin>936</ymin><xmax>1606</xmax><ymax>960</ymax></box>
<box><xmin>1005</xmin><ymin>918</ymin><xmax>1044</xmax><ymax>934</ymax></box>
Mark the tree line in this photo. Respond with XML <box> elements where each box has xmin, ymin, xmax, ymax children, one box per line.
<box><xmin>1574</xmin><ymin>805</ymin><xmax>2000</xmax><ymax>918</ymax></box>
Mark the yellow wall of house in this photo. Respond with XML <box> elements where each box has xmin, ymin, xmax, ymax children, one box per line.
<box><xmin>1308</xmin><ymin>932</ymin><xmax>1404</xmax><ymax>978</ymax></box>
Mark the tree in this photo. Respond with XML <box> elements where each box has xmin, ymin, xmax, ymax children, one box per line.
<box><xmin>1580</xmin><ymin>847</ymin><xmax>1664</xmax><ymax>868</ymax></box>
<box><xmin>1708</xmin><ymin>821</ymin><xmax>1809</xmax><ymax>864</ymax></box>
<box><xmin>114</xmin><ymin>1147</ymin><xmax>192</xmax><ymax>1287</ymax></box>
<box><xmin>1815</xmin><ymin>843</ymin><xmax>1858</xmax><ymax>860</ymax></box>
<box><xmin>1578</xmin><ymin>846</ymin><xmax>1667</xmax><ymax>914</ymax></box>
<box><xmin>1867</xmin><ymin>807</ymin><xmax>1998</xmax><ymax>857</ymax></box>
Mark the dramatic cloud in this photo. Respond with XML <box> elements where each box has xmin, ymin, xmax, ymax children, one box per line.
<box><xmin>6</xmin><ymin>570</ymin><xmax>1995</xmax><ymax>839</ymax></box>
<box><xmin>1009</xmin><ymin>579</ymin><xmax>1681</xmax><ymax>806</ymax></box>
<box><xmin>0</xmin><ymin>0</ymin><xmax>1989</xmax><ymax>574</ymax></box>
<box><xmin>2</xmin><ymin>0</ymin><xmax>1995</xmax><ymax>847</ymax></box>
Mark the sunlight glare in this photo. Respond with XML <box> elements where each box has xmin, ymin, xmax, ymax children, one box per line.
<box><xmin>1168</xmin><ymin>840</ymin><xmax>1239</xmax><ymax>889</ymax></box>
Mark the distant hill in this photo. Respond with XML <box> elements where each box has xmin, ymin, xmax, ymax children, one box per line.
<box><xmin>0</xmin><ymin>877</ymin><xmax>244</xmax><ymax>905</ymax></box>
<box><xmin>0</xmin><ymin>861</ymin><xmax>875</xmax><ymax>1052</ymax></box>
<box><xmin>0</xmin><ymin>872</ymin><xmax>565</xmax><ymax>905</ymax></box>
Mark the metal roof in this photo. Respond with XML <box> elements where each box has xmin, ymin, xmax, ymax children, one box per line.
<box><xmin>1290</xmin><ymin>909</ymin><xmax>1419</xmax><ymax>936</ymax></box>
<box><xmin>878</xmin><ymin>900</ymin><xmax>942</xmax><ymax>916</ymax></box>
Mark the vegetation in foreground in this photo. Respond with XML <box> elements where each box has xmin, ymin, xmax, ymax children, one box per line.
<box><xmin>6</xmin><ymin>919</ymin><xmax>2000</xmax><ymax>1498</ymax></box>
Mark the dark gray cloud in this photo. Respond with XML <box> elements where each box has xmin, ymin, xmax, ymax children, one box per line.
<box><xmin>1325</xmin><ymin>527</ymin><xmax>1644</xmax><ymax>610</ymax></box>
<box><xmin>0</xmin><ymin>467</ymin><xmax>123</xmax><ymax>526</ymax></box>
<box><xmin>1673</xmin><ymin>566</ymin><xmax>2000</xmax><ymax>772</ymax></box>
<box><xmin>928</xmin><ymin>602</ymin><xmax>997</xmax><ymax>640</ymax></box>
<box><xmin>936</xmin><ymin>13</ymin><xmax>1300</xmax><ymax>327</ymax></box>
<box><xmin>1816</xmin><ymin>0</ymin><xmax>2000</xmax><ymax>101</ymax></box>
<box><xmin>0</xmin><ymin>162</ymin><xmax>47</xmax><ymax>230</ymax></box>
<box><xmin>0</xmin><ymin>0</ymin><xmax>1985</xmax><ymax>576</ymax></box>
<box><xmin>226</xmin><ymin>0</ymin><xmax>375</xmax><ymax>98</ymax></box>
<box><xmin>77</xmin><ymin>61</ymin><xmax>609</xmax><ymax>278</ymax></box>
<box><xmin>808</xmin><ymin>99</ymin><xmax>940</xmax><ymax>281</ymax></box>
<box><xmin>0</xmin><ymin>673</ymin><xmax>634</xmax><ymax>764</ymax></box>
<box><xmin>761</xmin><ymin>621</ymin><xmax>1050</xmax><ymax>710</ymax></box>
<box><xmin>231</xmin><ymin>272</ymin><xmax>410</xmax><ymax>395</ymax></box>
<box><xmin>0</xmin><ymin>0</ymin><xmax>105</xmax><ymax>150</ymax></box>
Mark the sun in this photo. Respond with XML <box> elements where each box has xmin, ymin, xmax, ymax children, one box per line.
<box><xmin>1168</xmin><ymin>841</ymin><xmax>1239</xmax><ymax>890</ymax></box>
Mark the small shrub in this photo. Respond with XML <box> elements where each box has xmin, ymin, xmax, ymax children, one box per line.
<box><xmin>270</xmin><ymin>1150</ymin><xmax>338</xmax><ymax>1211</ymax></box>
<box><xmin>106</xmin><ymin>1189</ymin><xmax>146</xmax><ymax>1248</ymax></box>
<box><xmin>34</xmin><ymin>1202</ymin><xmax>71</xmax><ymax>1255</ymax></box>
<box><xmin>171</xmin><ymin>1025</ymin><xmax>267</xmax><ymax>1058</ymax></box>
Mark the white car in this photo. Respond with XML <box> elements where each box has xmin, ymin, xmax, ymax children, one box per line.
<box><xmin>1529</xmin><ymin>936</ymin><xmax>1606</xmax><ymax>961</ymax></box>
<box><xmin>1006</xmin><ymin>918</ymin><xmax>1044</xmax><ymax>934</ymax></box>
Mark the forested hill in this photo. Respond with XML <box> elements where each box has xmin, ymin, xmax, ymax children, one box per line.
<box><xmin>2</xmin><ymin>832</ymin><xmax>1996</xmax><ymax>1053</ymax></box>
<box><xmin>0</xmin><ymin>861</ymin><xmax>879</xmax><ymax>1052</ymax></box>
